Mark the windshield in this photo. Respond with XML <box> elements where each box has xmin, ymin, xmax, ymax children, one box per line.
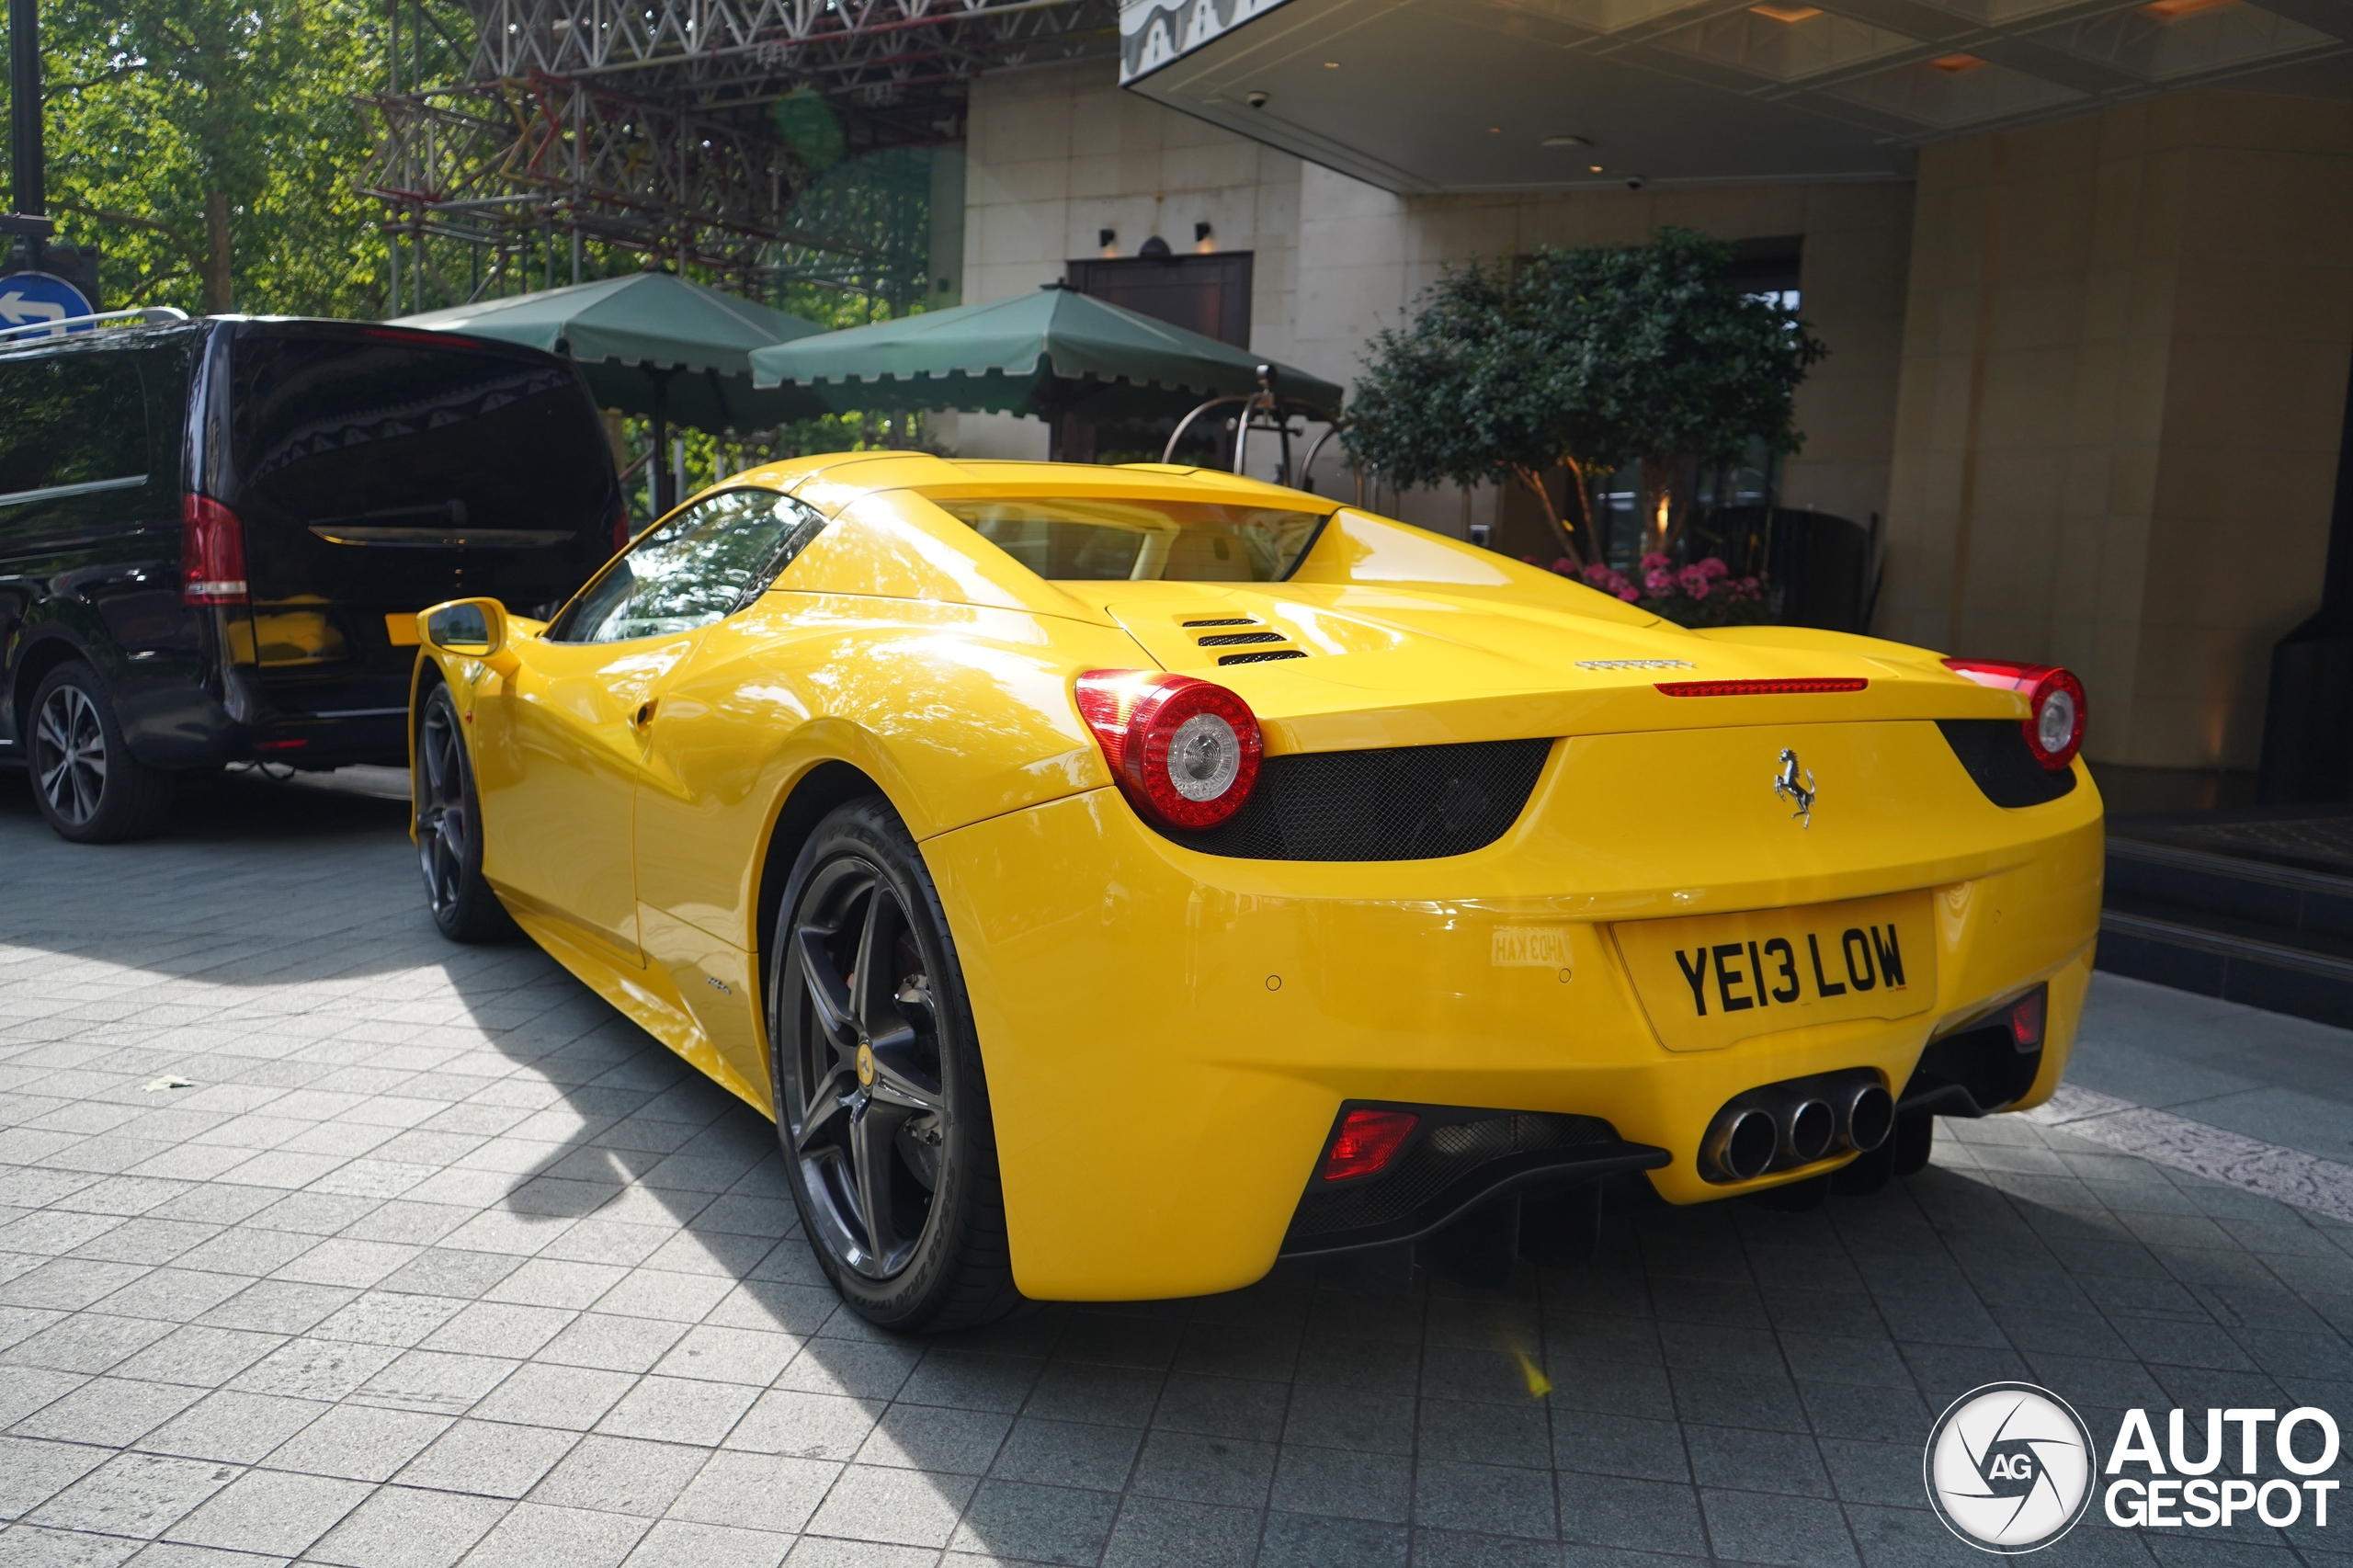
<box><xmin>933</xmin><ymin>496</ymin><xmax>1326</xmax><ymax>582</ymax></box>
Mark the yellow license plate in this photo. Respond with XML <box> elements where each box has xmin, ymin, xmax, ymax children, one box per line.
<box><xmin>1614</xmin><ymin>891</ymin><xmax>1937</xmax><ymax>1052</ymax></box>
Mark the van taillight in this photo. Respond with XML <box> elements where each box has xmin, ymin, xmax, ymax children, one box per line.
<box><xmin>182</xmin><ymin>494</ymin><xmax>248</xmax><ymax>604</ymax></box>
<box><xmin>612</xmin><ymin>501</ymin><xmax>633</xmax><ymax>554</ymax></box>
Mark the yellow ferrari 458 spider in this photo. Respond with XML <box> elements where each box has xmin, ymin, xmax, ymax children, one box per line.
<box><xmin>409</xmin><ymin>453</ymin><xmax>2101</xmax><ymax>1330</ymax></box>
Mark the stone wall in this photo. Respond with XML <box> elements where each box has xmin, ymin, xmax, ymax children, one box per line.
<box><xmin>1882</xmin><ymin>90</ymin><xmax>2353</xmax><ymax>771</ymax></box>
<box><xmin>959</xmin><ymin>62</ymin><xmax>1915</xmax><ymax>545</ymax></box>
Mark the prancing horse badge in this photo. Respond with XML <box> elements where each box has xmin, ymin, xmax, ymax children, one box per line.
<box><xmin>1773</xmin><ymin>748</ymin><xmax>1817</xmax><ymax>827</ymax></box>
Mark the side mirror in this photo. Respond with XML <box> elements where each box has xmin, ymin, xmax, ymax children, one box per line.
<box><xmin>419</xmin><ymin>597</ymin><xmax>509</xmax><ymax>659</ymax></box>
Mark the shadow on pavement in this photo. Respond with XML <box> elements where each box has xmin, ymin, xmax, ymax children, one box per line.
<box><xmin>12</xmin><ymin>755</ymin><xmax>2342</xmax><ymax>1562</ymax></box>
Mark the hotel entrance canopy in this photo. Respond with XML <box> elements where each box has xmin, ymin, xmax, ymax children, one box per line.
<box><xmin>1116</xmin><ymin>0</ymin><xmax>2352</xmax><ymax>193</ymax></box>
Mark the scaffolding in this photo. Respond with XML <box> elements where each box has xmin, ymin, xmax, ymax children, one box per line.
<box><xmin>360</xmin><ymin>0</ymin><xmax>1115</xmax><ymax>312</ymax></box>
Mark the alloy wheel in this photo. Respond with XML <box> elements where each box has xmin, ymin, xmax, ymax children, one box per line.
<box><xmin>415</xmin><ymin>702</ymin><xmax>472</xmax><ymax>919</ymax></box>
<box><xmin>782</xmin><ymin>856</ymin><xmax>949</xmax><ymax>1280</ymax></box>
<box><xmin>33</xmin><ymin>683</ymin><xmax>108</xmax><ymax>828</ymax></box>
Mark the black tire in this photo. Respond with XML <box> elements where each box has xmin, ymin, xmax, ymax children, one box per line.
<box><xmin>1829</xmin><ymin>1138</ymin><xmax>1894</xmax><ymax>1196</ymax></box>
<box><xmin>1519</xmin><ymin>1181</ymin><xmax>1604</xmax><ymax>1267</ymax></box>
<box><xmin>1891</xmin><ymin>1108</ymin><xmax>1936</xmax><ymax>1176</ymax></box>
<box><xmin>415</xmin><ymin>684</ymin><xmax>516</xmax><ymax>942</ymax></box>
<box><xmin>1420</xmin><ymin>1195</ymin><xmax>1523</xmax><ymax>1288</ymax></box>
<box><xmin>768</xmin><ymin>796</ymin><xmax>1018</xmax><ymax>1333</ymax></box>
<box><xmin>26</xmin><ymin>661</ymin><xmax>176</xmax><ymax>844</ymax></box>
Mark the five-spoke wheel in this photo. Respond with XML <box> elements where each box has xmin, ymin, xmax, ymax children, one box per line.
<box><xmin>414</xmin><ymin>685</ymin><xmax>513</xmax><ymax>941</ymax></box>
<box><xmin>771</xmin><ymin>798</ymin><xmax>1017</xmax><ymax>1330</ymax></box>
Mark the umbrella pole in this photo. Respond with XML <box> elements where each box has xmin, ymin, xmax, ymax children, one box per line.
<box><xmin>651</xmin><ymin>372</ymin><xmax>674</xmax><ymax>516</ymax></box>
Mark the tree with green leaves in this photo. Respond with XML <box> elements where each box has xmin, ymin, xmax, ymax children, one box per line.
<box><xmin>29</xmin><ymin>0</ymin><xmax>458</xmax><ymax>316</ymax></box>
<box><xmin>1344</xmin><ymin>228</ymin><xmax>1825</xmax><ymax>563</ymax></box>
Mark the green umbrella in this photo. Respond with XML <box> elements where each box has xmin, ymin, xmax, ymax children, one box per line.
<box><xmin>394</xmin><ymin>273</ymin><xmax>827</xmax><ymax>508</ymax></box>
<box><xmin>749</xmin><ymin>282</ymin><xmax>1345</xmax><ymax>455</ymax></box>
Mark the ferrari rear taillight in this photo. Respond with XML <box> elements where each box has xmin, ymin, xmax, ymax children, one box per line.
<box><xmin>1074</xmin><ymin>669</ymin><xmax>1264</xmax><ymax>831</ymax></box>
<box><xmin>1320</xmin><ymin>1108</ymin><xmax>1418</xmax><ymax>1181</ymax></box>
<box><xmin>181</xmin><ymin>494</ymin><xmax>248</xmax><ymax>605</ymax></box>
<box><xmin>1942</xmin><ymin>659</ymin><xmax>2087</xmax><ymax>771</ymax></box>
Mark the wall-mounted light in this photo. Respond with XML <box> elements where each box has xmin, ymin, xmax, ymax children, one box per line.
<box><xmin>1194</xmin><ymin>222</ymin><xmax>1214</xmax><ymax>253</ymax></box>
<box><xmin>1098</xmin><ymin>228</ymin><xmax>1118</xmax><ymax>256</ymax></box>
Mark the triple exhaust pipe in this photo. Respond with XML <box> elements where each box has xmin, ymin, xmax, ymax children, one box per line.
<box><xmin>1700</xmin><ymin>1070</ymin><xmax>1893</xmax><ymax>1183</ymax></box>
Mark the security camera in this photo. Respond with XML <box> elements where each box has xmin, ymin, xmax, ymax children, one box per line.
<box><xmin>1625</xmin><ymin>176</ymin><xmax>1647</xmax><ymax>190</ymax></box>
<box><xmin>1245</xmin><ymin>90</ymin><xmax>1270</xmax><ymax>108</ymax></box>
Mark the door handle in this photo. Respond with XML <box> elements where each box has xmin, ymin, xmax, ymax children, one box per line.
<box><xmin>633</xmin><ymin>699</ymin><xmax>655</xmax><ymax>729</ymax></box>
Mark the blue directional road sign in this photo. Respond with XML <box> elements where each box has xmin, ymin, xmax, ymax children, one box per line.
<box><xmin>0</xmin><ymin>272</ymin><xmax>97</xmax><ymax>336</ymax></box>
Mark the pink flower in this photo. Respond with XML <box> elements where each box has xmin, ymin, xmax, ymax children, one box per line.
<box><xmin>1644</xmin><ymin>568</ymin><xmax>1675</xmax><ymax>596</ymax></box>
<box><xmin>1616</xmin><ymin>585</ymin><xmax>1639</xmax><ymax>602</ymax></box>
<box><xmin>1640</xmin><ymin>551</ymin><xmax>1671</xmax><ymax>571</ymax></box>
<box><xmin>1697</xmin><ymin>556</ymin><xmax>1729</xmax><ymax>579</ymax></box>
<box><xmin>1677</xmin><ymin>564</ymin><xmax>1712</xmax><ymax>600</ymax></box>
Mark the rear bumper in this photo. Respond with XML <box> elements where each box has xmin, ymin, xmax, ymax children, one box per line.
<box><xmin>110</xmin><ymin>663</ymin><xmax>410</xmax><ymax>771</ymax></box>
<box><xmin>925</xmin><ymin>722</ymin><xmax>2103</xmax><ymax>1301</ymax></box>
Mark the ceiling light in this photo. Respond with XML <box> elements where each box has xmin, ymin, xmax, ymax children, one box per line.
<box><xmin>1927</xmin><ymin>51</ymin><xmax>1985</xmax><ymax>73</ymax></box>
<box><xmin>1542</xmin><ymin>134</ymin><xmax>1591</xmax><ymax>148</ymax></box>
<box><xmin>1589</xmin><ymin>164</ymin><xmax>1605</xmax><ymax>173</ymax></box>
<box><xmin>1488</xmin><ymin>126</ymin><xmax>1502</xmax><ymax>134</ymax></box>
<box><xmin>2141</xmin><ymin>0</ymin><xmax>2235</xmax><ymax>16</ymax></box>
<box><xmin>1324</xmin><ymin>59</ymin><xmax>1339</xmax><ymax>67</ymax></box>
<box><xmin>1749</xmin><ymin>3</ymin><xmax>1823</xmax><ymax>18</ymax></box>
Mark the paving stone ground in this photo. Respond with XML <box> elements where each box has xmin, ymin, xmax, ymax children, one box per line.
<box><xmin>2</xmin><ymin>766</ymin><xmax>2349</xmax><ymax>1568</ymax></box>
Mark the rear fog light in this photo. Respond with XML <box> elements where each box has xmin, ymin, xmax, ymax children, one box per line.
<box><xmin>2008</xmin><ymin>989</ymin><xmax>2046</xmax><ymax>1050</ymax></box>
<box><xmin>1320</xmin><ymin>1108</ymin><xmax>1417</xmax><ymax>1181</ymax></box>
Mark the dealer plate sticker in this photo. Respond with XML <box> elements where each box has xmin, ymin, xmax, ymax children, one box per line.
<box><xmin>1614</xmin><ymin>890</ymin><xmax>1937</xmax><ymax>1052</ymax></box>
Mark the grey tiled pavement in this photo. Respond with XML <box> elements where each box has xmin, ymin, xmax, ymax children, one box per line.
<box><xmin>2</xmin><ymin>766</ymin><xmax>2351</xmax><ymax>1567</ymax></box>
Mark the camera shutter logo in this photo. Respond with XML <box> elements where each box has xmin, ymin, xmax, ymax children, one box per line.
<box><xmin>1925</xmin><ymin>1382</ymin><xmax>2098</xmax><ymax>1552</ymax></box>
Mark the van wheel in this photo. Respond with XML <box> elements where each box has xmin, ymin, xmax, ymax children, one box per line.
<box><xmin>27</xmin><ymin>662</ymin><xmax>175</xmax><ymax>843</ymax></box>
<box><xmin>415</xmin><ymin>685</ymin><xmax>515</xmax><ymax>942</ymax></box>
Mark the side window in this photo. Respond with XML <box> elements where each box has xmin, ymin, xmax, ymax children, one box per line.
<box><xmin>0</xmin><ymin>354</ymin><xmax>149</xmax><ymax>501</ymax></box>
<box><xmin>554</xmin><ymin>488</ymin><xmax>827</xmax><ymax>643</ymax></box>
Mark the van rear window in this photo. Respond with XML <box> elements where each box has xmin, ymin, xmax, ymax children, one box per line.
<box><xmin>228</xmin><ymin>333</ymin><xmax>610</xmax><ymax>536</ymax></box>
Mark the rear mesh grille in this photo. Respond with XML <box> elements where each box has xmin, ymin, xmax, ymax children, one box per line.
<box><xmin>1197</xmin><ymin>631</ymin><xmax>1287</xmax><ymax>647</ymax></box>
<box><xmin>1219</xmin><ymin>650</ymin><xmax>1307</xmax><ymax>665</ymax></box>
<box><xmin>1938</xmin><ymin>720</ymin><xmax>2076</xmax><ymax>808</ymax></box>
<box><xmin>1286</xmin><ymin>1111</ymin><xmax>1621</xmax><ymax>1243</ymax></box>
<box><xmin>1158</xmin><ymin>738</ymin><xmax>1552</xmax><ymax>861</ymax></box>
<box><xmin>1183</xmin><ymin>617</ymin><xmax>1255</xmax><ymax>628</ymax></box>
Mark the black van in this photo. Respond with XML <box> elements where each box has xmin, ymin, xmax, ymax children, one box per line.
<box><xmin>0</xmin><ymin>313</ymin><xmax>624</xmax><ymax>842</ymax></box>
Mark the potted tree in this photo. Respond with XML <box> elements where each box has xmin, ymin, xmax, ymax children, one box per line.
<box><xmin>1345</xmin><ymin>228</ymin><xmax>1824</xmax><ymax>593</ymax></box>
